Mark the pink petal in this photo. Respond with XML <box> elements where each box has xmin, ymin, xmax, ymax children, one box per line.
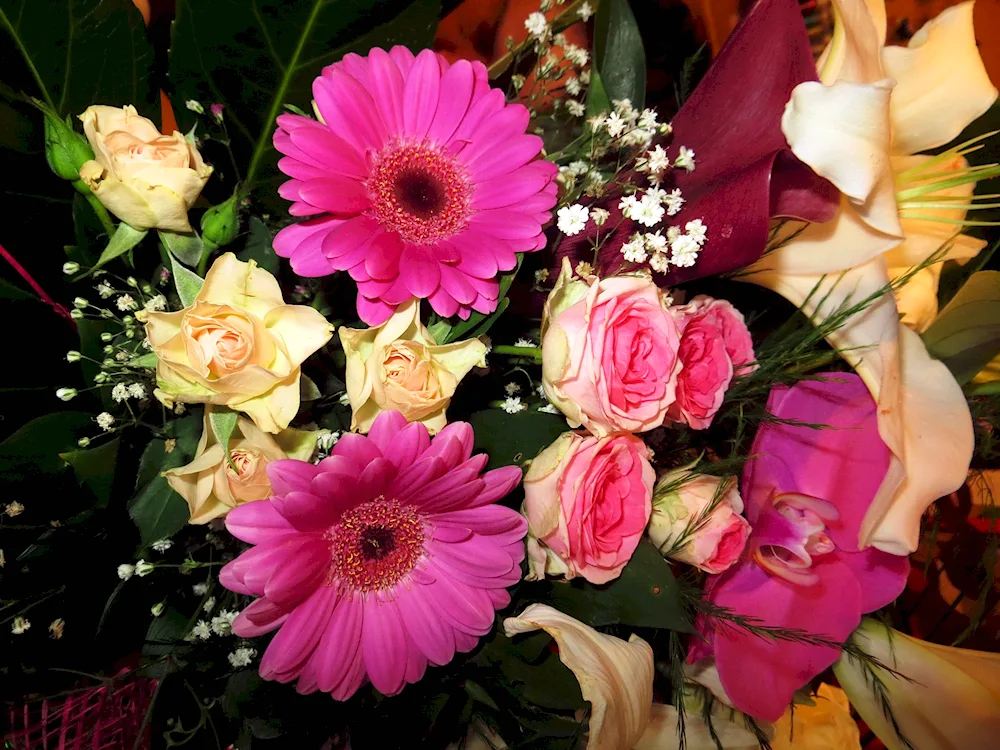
<box><xmin>430</xmin><ymin>422</ymin><xmax>474</xmax><ymax>462</ymax></box>
<box><xmin>259</xmin><ymin>585</ymin><xmax>338</xmax><ymax>682</ymax></box>
<box><xmin>267</xmin><ymin>459</ymin><xmax>322</xmax><ymax>496</ymax></box>
<box><xmin>438</xmin><ymin>266</ymin><xmax>477</xmax><ymax>305</ymax></box>
<box><xmin>368</xmin><ymin>410</ymin><xmax>411</xmax><ymax>453</ymax></box>
<box><xmin>396</xmin><ymin>586</ymin><xmax>456</xmax><ymax>666</ymax></box>
<box><xmin>402</xmin><ymin>49</ymin><xmax>442</xmax><ymax>140</ymax></box>
<box><xmin>297</xmin><ymin>176</ymin><xmax>370</xmax><ymax>215</ymax></box>
<box><xmin>388</xmin><ymin>457</ymin><xmax>448</xmax><ymax>500</ymax></box>
<box><xmin>272</xmin><ymin>489</ymin><xmax>347</xmax><ymax>530</ymax></box>
<box><xmin>422</xmin><ymin>569</ymin><xmax>495</xmax><ymax>635</ymax></box>
<box><xmin>286</xmin><ymin>125</ymin><xmax>367</xmax><ymax>178</ymax></box>
<box><xmin>468</xmin><ymin>210</ymin><xmax>543</xmax><ymax>239</ymax></box>
<box><xmin>273</xmin><ymin>217</ymin><xmax>339</xmax><ymax>277</ymax></box>
<box><xmin>365</xmin><ymin>231</ymin><xmax>404</xmax><ymax>280</ymax></box>
<box><xmin>474</xmin><ymin>465</ymin><xmax>523</xmax><ymax>506</ymax></box>
<box><xmin>400</xmin><ymin>244</ymin><xmax>441</xmax><ymax>298</ymax></box>
<box><xmin>382</xmin><ymin>421</ymin><xmax>432</xmax><ymax>470</ymax></box>
<box><xmin>313</xmin><ymin>71</ymin><xmax>387</xmax><ymax>153</ymax></box>
<box><xmin>233</xmin><ymin>598</ymin><xmax>289</xmax><ymax>638</ymax></box>
<box><xmin>330</xmin><ymin>432</ymin><xmax>384</xmax><ymax>467</ymax></box>
<box><xmin>451</xmin><ymin>232</ymin><xmax>500</xmax><ymax>278</ymax></box>
<box><xmin>426</xmin><ymin>59</ymin><xmax>474</xmax><ymax>145</ymax></box>
<box><xmin>331</xmin><ymin>642</ymin><xmax>367</xmax><ymax>701</ymax></box>
<box><xmin>472</xmin><ymin>169</ymin><xmax>556</xmax><ymax>210</ymax></box>
<box><xmin>321</xmin><ymin>215</ymin><xmax>379</xmax><ymax>266</ymax></box>
<box><xmin>433</xmin><ymin>506</ymin><xmax>528</xmax><ymax>537</ymax></box>
<box><xmin>356</xmin><ymin>293</ymin><xmax>397</xmax><ymax>326</ymax></box>
<box><xmin>838</xmin><ymin>548</ymin><xmax>910</xmax><ymax>613</ymax></box>
<box><xmin>357</xmin><ymin>457</ymin><xmax>397</xmax><ymax>499</ymax></box>
<box><xmin>388</xmin><ymin>45</ymin><xmax>416</xmax><ymax>77</ymax></box>
<box><xmin>447</xmin><ymin>89</ymin><xmax>506</xmax><ymax>150</ymax></box>
<box><xmin>367</xmin><ymin>48</ymin><xmax>405</xmax><ymax>135</ymax></box>
<box><xmin>409</xmin><ymin>478</ymin><xmax>484</xmax><ymax>514</ymax></box>
<box><xmin>225</xmin><ymin>499</ymin><xmax>298</xmax><ymax>544</ymax></box>
<box><xmin>316</xmin><ymin>596</ymin><xmax>364</xmax><ymax>693</ymax></box>
<box><xmin>262</xmin><ymin>539</ymin><xmax>329</xmax><ymax>605</ymax></box>
<box><xmin>427</xmin><ymin>286</ymin><xmax>460</xmax><ymax>318</ymax></box>
<box><xmin>432</xmin><ymin>537</ymin><xmax>515</xmax><ymax>578</ymax></box>
<box><xmin>361</xmin><ymin>599</ymin><xmax>411</xmax><ymax>695</ymax></box>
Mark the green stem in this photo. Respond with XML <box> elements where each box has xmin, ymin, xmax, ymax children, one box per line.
<box><xmin>493</xmin><ymin>345</ymin><xmax>543</xmax><ymax>360</ymax></box>
<box><xmin>85</xmin><ymin>193</ymin><xmax>116</xmax><ymax>236</ymax></box>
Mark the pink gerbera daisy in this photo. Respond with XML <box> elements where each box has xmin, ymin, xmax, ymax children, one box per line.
<box><xmin>272</xmin><ymin>46</ymin><xmax>558</xmax><ymax>325</ymax></box>
<box><xmin>219</xmin><ymin>410</ymin><xmax>526</xmax><ymax>698</ymax></box>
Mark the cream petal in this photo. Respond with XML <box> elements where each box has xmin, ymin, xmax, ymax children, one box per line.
<box><xmin>634</xmin><ymin>704</ymin><xmax>762</xmax><ymax>750</ymax></box>
<box><xmin>882</xmin><ymin>2</ymin><xmax>999</xmax><ymax>155</ymax></box>
<box><xmin>887</xmin><ymin>224</ymin><xmax>987</xmax><ymax>269</ymax></box>
<box><xmin>889</xmin><ymin>264</ymin><xmax>940</xmax><ymax>334</ymax></box>
<box><xmin>231</xmin><ymin>372</ymin><xmax>302</xmax><ymax>434</ymax></box>
<box><xmin>428</xmin><ymin>338</ymin><xmax>488</xmax><ymax>381</ymax></box>
<box><xmin>198</xmin><ymin>253</ymin><xmax>285</xmax><ymax>316</ymax></box>
<box><xmin>818</xmin><ymin>0</ymin><xmax>886</xmax><ymax>85</ymax></box>
<box><xmin>834</xmin><ymin>618</ymin><xmax>1000</xmax><ymax>750</ymax></box>
<box><xmin>263</xmin><ymin>304</ymin><xmax>335</xmax><ymax>368</ymax></box>
<box><xmin>132</xmin><ymin>164</ymin><xmax>213</xmax><ymax>207</ymax></box>
<box><xmin>782</xmin><ymin>79</ymin><xmax>902</xmax><ymax>238</ymax></box>
<box><xmin>82</xmin><ymin>167</ymin><xmax>158</xmax><ymax>230</ymax></box>
<box><xmin>504</xmin><ymin>604</ymin><xmax>653</xmax><ymax>750</ymax></box>
<box><xmin>371</xmin><ymin>298</ymin><xmax>430</xmax><ymax>349</ymax></box>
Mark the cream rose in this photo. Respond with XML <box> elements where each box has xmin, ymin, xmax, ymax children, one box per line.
<box><xmin>165</xmin><ymin>411</ymin><xmax>317</xmax><ymax>524</ymax></box>
<box><xmin>144</xmin><ymin>253</ymin><xmax>334</xmax><ymax>433</ymax></box>
<box><xmin>339</xmin><ymin>299</ymin><xmax>487</xmax><ymax>434</ymax></box>
<box><xmin>78</xmin><ymin>105</ymin><xmax>212</xmax><ymax>232</ymax></box>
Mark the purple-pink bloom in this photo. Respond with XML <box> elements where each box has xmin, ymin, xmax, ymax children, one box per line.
<box><xmin>687</xmin><ymin>375</ymin><xmax>909</xmax><ymax>721</ymax></box>
<box><xmin>272</xmin><ymin>47</ymin><xmax>558</xmax><ymax>325</ymax></box>
<box><xmin>555</xmin><ymin>0</ymin><xmax>838</xmax><ymax>284</ymax></box>
<box><xmin>219</xmin><ymin>410</ymin><xmax>526</xmax><ymax>699</ymax></box>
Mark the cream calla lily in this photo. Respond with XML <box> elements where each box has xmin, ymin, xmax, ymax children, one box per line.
<box><xmin>834</xmin><ymin>617</ymin><xmax>1000</xmax><ymax>750</ymax></box>
<box><xmin>634</xmin><ymin>704</ymin><xmax>762</xmax><ymax>750</ymax></box>
<box><xmin>503</xmin><ymin>604</ymin><xmax>653</xmax><ymax>750</ymax></box>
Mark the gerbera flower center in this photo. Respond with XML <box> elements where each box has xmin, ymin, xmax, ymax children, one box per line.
<box><xmin>327</xmin><ymin>498</ymin><xmax>426</xmax><ymax>592</ymax></box>
<box><xmin>368</xmin><ymin>143</ymin><xmax>473</xmax><ymax>244</ymax></box>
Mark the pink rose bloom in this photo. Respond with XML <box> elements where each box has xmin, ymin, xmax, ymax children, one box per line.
<box><xmin>646</xmin><ymin>470</ymin><xmax>750</xmax><ymax>574</ymax></box>
<box><xmin>668</xmin><ymin>295</ymin><xmax>756</xmax><ymax>430</ymax></box>
<box><xmin>524</xmin><ymin>431</ymin><xmax>655</xmax><ymax>584</ymax></box>
<box><xmin>541</xmin><ymin>259</ymin><xmax>681</xmax><ymax>436</ymax></box>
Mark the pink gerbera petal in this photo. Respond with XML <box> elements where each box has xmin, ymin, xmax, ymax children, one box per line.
<box><xmin>219</xmin><ymin>410</ymin><xmax>526</xmax><ymax>700</ymax></box>
<box><xmin>273</xmin><ymin>46</ymin><xmax>556</xmax><ymax>324</ymax></box>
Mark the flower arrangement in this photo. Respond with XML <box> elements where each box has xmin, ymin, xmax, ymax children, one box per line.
<box><xmin>1</xmin><ymin>0</ymin><xmax>999</xmax><ymax>748</ymax></box>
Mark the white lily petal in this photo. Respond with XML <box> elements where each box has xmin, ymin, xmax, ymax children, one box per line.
<box><xmin>746</xmin><ymin>259</ymin><xmax>973</xmax><ymax>554</ymax></box>
<box><xmin>835</xmin><ymin>618</ymin><xmax>1000</xmax><ymax>750</ymax></box>
<box><xmin>882</xmin><ymin>2</ymin><xmax>999</xmax><ymax>155</ymax></box>
<box><xmin>818</xmin><ymin>0</ymin><xmax>887</xmax><ymax>85</ymax></box>
<box><xmin>504</xmin><ymin>604</ymin><xmax>653</xmax><ymax>750</ymax></box>
<box><xmin>783</xmin><ymin>79</ymin><xmax>902</xmax><ymax>238</ymax></box>
<box><xmin>633</xmin><ymin>704</ymin><xmax>762</xmax><ymax>750</ymax></box>
<box><xmin>887</xmin><ymin>224</ymin><xmax>986</xmax><ymax>269</ymax></box>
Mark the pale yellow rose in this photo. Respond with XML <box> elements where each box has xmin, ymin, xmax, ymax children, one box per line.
<box><xmin>78</xmin><ymin>105</ymin><xmax>213</xmax><ymax>232</ymax></box>
<box><xmin>165</xmin><ymin>411</ymin><xmax>317</xmax><ymax>524</ymax></box>
<box><xmin>339</xmin><ymin>299</ymin><xmax>486</xmax><ymax>434</ymax></box>
<box><xmin>144</xmin><ymin>253</ymin><xmax>334</xmax><ymax>433</ymax></box>
<box><xmin>771</xmin><ymin>684</ymin><xmax>861</xmax><ymax>750</ymax></box>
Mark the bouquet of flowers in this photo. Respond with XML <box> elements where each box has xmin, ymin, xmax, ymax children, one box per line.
<box><xmin>2</xmin><ymin>0</ymin><xmax>1000</xmax><ymax>747</ymax></box>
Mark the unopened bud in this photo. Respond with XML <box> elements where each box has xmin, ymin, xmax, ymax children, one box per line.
<box><xmin>66</xmin><ymin>350</ymin><xmax>81</xmax><ymax>363</ymax></box>
<box><xmin>70</xmin><ymin>309</ymin><xmax>84</xmax><ymax>320</ymax></box>
<box><xmin>77</xmin><ymin>437</ymin><xmax>91</xmax><ymax>448</ymax></box>
<box><xmin>43</xmin><ymin>110</ymin><xmax>95</xmax><ymax>183</ymax></box>
<box><xmin>100</xmin><ymin>332</ymin><xmax>113</xmax><ymax>342</ymax></box>
<box><xmin>73</xmin><ymin>297</ymin><xmax>88</xmax><ymax>309</ymax></box>
<box><xmin>62</xmin><ymin>261</ymin><xmax>80</xmax><ymax>275</ymax></box>
<box><xmin>56</xmin><ymin>387</ymin><xmax>78</xmax><ymax>401</ymax></box>
<box><xmin>201</xmin><ymin>191</ymin><xmax>242</xmax><ymax>250</ymax></box>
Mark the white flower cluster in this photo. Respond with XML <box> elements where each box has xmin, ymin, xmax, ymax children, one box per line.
<box><xmin>228</xmin><ymin>646</ymin><xmax>258</xmax><ymax>668</ymax></box>
<box><xmin>111</xmin><ymin>382</ymin><xmax>148</xmax><ymax>402</ymax></box>
<box><xmin>502</xmin><ymin>397</ymin><xmax>527</xmax><ymax>414</ymax></box>
<box><xmin>590</xmin><ymin>100</ymin><xmax>663</xmax><ymax>149</ymax></box>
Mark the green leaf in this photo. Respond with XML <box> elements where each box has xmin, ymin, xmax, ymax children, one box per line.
<box><xmin>129</xmin><ymin>352</ymin><xmax>159</xmax><ymax>369</ymax></box>
<box><xmin>209</xmin><ymin>406</ymin><xmax>239</xmax><ymax>470</ymax></box>
<box><xmin>159</xmin><ymin>230</ymin><xmax>205</xmax><ymax>267</ymax></box>
<box><xmin>586</xmin><ymin>68</ymin><xmax>611</xmax><ymax>117</ymax></box>
<box><xmin>593</xmin><ymin>0</ymin><xmax>646</xmax><ymax>110</ymax></box>
<box><xmin>531</xmin><ymin>540</ymin><xmax>692</xmax><ymax>631</ymax></box>
<box><xmin>128</xmin><ymin>414</ymin><xmax>202</xmax><ymax>545</ymax></box>
<box><xmin>443</xmin><ymin>254</ymin><xmax>523</xmax><ymax>343</ymax></box>
<box><xmin>0</xmin><ymin>412</ymin><xmax>92</xmax><ymax>479</ymax></box>
<box><xmin>169</xmin><ymin>0</ymin><xmax>442</xmax><ymax>207</ymax></box>
<box><xmin>0</xmin><ymin>0</ymin><xmax>158</xmax><ymax>119</ymax></box>
<box><xmin>87</xmin><ymin>222</ymin><xmax>147</xmax><ymax>275</ymax></box>
<box><xmin>300</xmin><ymin>374</ymin><xmax>322</xmax><ymax>402</ymax></box>
<box><xmin>142</xmin><ymin>606</ymin><xmax>190</xmax><ymax>677</ymax></box>
<box><xmin>923</xmin><ymin>271</ymin><xmax>1000</xmax><ymax>384</ymax></box>
<box><xmin>238</xmin><ymin>217</ymin><xmax>280</xmax><ymax>275</ymax></box>
<box><xmin>59</xmin><ymin>437</ymin><xmax>120</xmax><ymax>508</ymax></box>
<box><xmin>0</xmin><ymin>276</ymin><xmax>33</xmax><ymax>301</ymax></box>
<box><xmin>469</xmin><ymin>409</ymin><xmax>568</xmax><ymax>471</ymax></box>
<box><xmin>169</xmin><ymin>251</ymin><xmax>205</xmax><ymax>307</ymax></box>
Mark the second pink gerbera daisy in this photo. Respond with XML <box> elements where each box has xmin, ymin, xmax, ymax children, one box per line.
<box><xmin>273</xmin><ymin>47</ymin><xmax>558</xmax><ymax>325</ymax></box>
<box><xmin>219</xmin><ymin>410</ymin><xmax>526</xmax><ymax>699</ymax></box>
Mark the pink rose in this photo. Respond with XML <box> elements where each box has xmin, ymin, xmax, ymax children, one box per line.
<box><xmin>541</xmin><ymin>259</ymin><xmax>681</xmax><ymax>436</ymax></box>
<box><xmin>668</xmin><ymin>296</ymin><xmax>756</xmax><ymax>429</ymax></box>
<box><xmin>524</xmin><ymin>431</ymin><xmax>655</xmax><ymax>584</ymax></box>
<box><xmin>647</xmin><ymin>470</ymin><xmax>750</xmax><ymax>574</ymax></box>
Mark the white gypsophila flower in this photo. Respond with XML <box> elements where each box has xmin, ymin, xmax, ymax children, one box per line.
<box><xmin>538</xmin><ymin>403</ymin><xmax>561</xmax><ymax>414</ymax></box>
<box><xmin>192</xmin><ymin>582</ymin><xmax>209</xmax><ymax>596</ymax></box>
<box><xmin>211</xmin><ymin>609</ymin><xmax>238</xmax><ymax>636</ymax></box>
<box><xmin>565</xmin><ymin>77</ymin><xmax>582</xmax><ymax>96</ymax></box>
<box><xmin>514</xmin><ymin>338</ymin><xmax>535</xmax><ymax>348</ymax></box>
<box><xmin>49</xmin><ymin>618</ymin><xmax>65</xmax><ymax>640</ymax></box>
<box><xmin>621</xmin><ymin>234</ymin><xmax>649</xmax><ymax>264</ymax></box>
<box><xmin>578</xmin><ymin>1</ymin><xmax>594</xmax><ymax>21</ymax></box>
<box><xmin>580</xmin><ymin>69</ymin><xmax>591</xmax><ymax>84</ymax></box>
<box><xmin>135</xmin><ymin>559</ymin><xmax>155</xmax><ymax>577</ymax></box>
<box><xmin>674</xmin><ymin>146</ymin><xmax>696</xmax><ymax>171</ymax></box>
<box><xmin>116</xmin><ymin>295</ymin><xmax>136</xmax><ymax>312</ymax></box>
<box><xmin>315</xmin><ymin>430</ymin><xmax>341</xmax><ymax>453</ymax></box>
<box><xmin>623</xmin><ymin>128</ymin><xmax>654</xmax><ymax>148</ymax></box>
<box><xmin>618</xmin><ymin>195</ymin><xmax>640</xmax><ymax>219</ymax></box>
<box><xmin>11</xmin><ymin>617</ymin><xmax>30</xmax><ymax>635</ymax></box>
<box><xmin>567</xmin><ymin>160</ymin><xmax>589</xmax><ymax>177</ymax></box>
<box><xmin>670</xmin><ymin>234</ymin><xmax>701</xmax><ymax>267</ymax></box>
<box><xmin>115</xmin><ymin>351</ymin><xmax>128</xmax><ymax>362</ymax></box>
<box><xmin>228</xmin><ymin>646</ymin><xmax>258</xmax><ymax>668</ymax></box>
<box><xmin>536</xmin><ymin>382</ymin><xmax>547</xmax><ymax>398</ymax></box>
<box><xmin>649</xmin><ymin>252</ymin><xmax>670</xmax><ymax>273</ymax></box>
<box><xmin>645</xmin><ymin>145</ymin><xmax>670</xmax><ymax>174</ymax></box>
<box><xmin>524</xmin><ymin>11</ymin><xmax>549</xmax><ymax>38</ymax></box>
<box><xmin>127</xmin><ymin>383</ymin><xmax>147</xmax><ymax>400</ymax></box>
<box><xmin>111</xmin><ymin>383</ymin><xmax>128</xmax><ymax>402</ymax></box>
<box><xmin>633</xmin><ymin>195</ymin><xmax>665</xmax><ymax>228</ymax></box>
<box><xmin>6</xmin><ymin>501</ymin><xmax>25</xmax><ymax>518</ymax></box>
<box><xmin>664</xmin><ymin>188</ymin><xmax>685</xmax><ymax>216</ymax></box>
<box><xmin>510</xmin><ymin>74</ymin><xmax>526</xmax><ymax>91</ymax></box>
<box><xmin>551</xmin><ymin>31</ymin><xmax>566</xmax><ymax>47</ymax></box>
<box><xmin>612</xmin><ymin>98</ymin><xmax>633</xmax><ymax>114</ymax></box>
<box><xmin>638</xmin><ymin>108</ymin><xmax>659</xmax><ymax>130</ymax></box>
<box><xmin>564</xmin><ymin>44</ymin><xmax>589</xmax><ymax>66</ymax></box>
<box><xmin>566</xmin><ymin>100</ymin><xmax>586</xmax><ymax>117</ymax></box>
<box><xmin>203</xmin><ymin>596</ymin><xmax>216</xmax><ymax>614</ymax></box>
<box><xmin>505</xmin><ymin>382</ymin><xmax>521</xmax><ymax>396</ymax></box>
<box><xmin>587</xmin><ymin>113</ymin><xmax>606</xmax><ymax>132</ymax></box>
<box><xmin>96</xmin><ymin>281</ymin><xmax>114</xmax><ymax>299</ymax></box>
<box><xmin>144</xmin><ymin>295</ymin><xmax>167</xmax><ymax>312</ymax></box>
<box><xmin>185</xmin><ymin>99</ymin><xmax>204</xmax><ymax>114</ymax></box>
<box><xmin>556</xmin><ymin>204</ymin><xmax>590</xmax><ymax>236</ymax></box>
<box><xmin>605</xmin><ymin>111</ymin><xmax>627</xmax><ymax>138</ymax></box>
<box><xmin>685</xmin><ymin>219</ymin><xmax>708</xmax><ymax>246</ymax></box>
<box><xmin>667</xmin><ymin>226</ymin><xmax>682</xmax><ymax>242</ymax></box>
<box><xmin>117</xmin><ymin>563</ymin><xmax>135</xmax><ymax>580</ymax></box>
<box><xmin>644</xmin><ymin>231</ymin><xmax>668</xmax><ymax>254</ymax></box>
<box><xmin>574</xmin><ymin>261</ymin><xmax>594</xmax><ymax>277</ymax></box>
<box><xmin>590</xmin><ymin>208</ymin><xmax>610</xmax><ymax>227</ymax></box>
<box><xmin>501</xmin><ymin>397</ymin><xmax>526</xmax><ymax>414</ymax></box>
<box><xmin>644</xmin><ymin>187</ymin><xmax>667</xmax><ymax>205</ymax></box>
<box><xmin>96</xmin><ymin>412</ymin><xmax>115</xmax><ymax>431</ymax></box>
<box><xmin>151</xmin><ymin>538</ymin><xmax>173</xmax><ymax>553</ymax></box>
<box><xmin>190</xmin><ymin>620</ymin><xmax>211</xmax><ymax>640</ymax></box>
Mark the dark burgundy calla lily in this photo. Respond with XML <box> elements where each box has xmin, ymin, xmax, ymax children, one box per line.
<box><xmin>554</xmin><ymin>0</ymin><xmax>838</xmax><ymax>283</ymax></box>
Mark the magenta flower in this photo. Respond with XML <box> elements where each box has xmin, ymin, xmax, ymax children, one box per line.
<box><xmin>555</xmin><ymin>0</ymin><xmax>838</xmax><ymax>284</ymax></box>
<box><xmin>273</xmin><ymin>47</ymin><xmax>558</xmax><ymax>325</ymax></box>
<box><xmin>687</xmin><ymin>375</ymin><xmax>909</xmax><ymax>721</ymax></box>
<box><xmin>219</xmin><ymin>410</ymin><xmax>526</xmax><ymax>698</ymax></box>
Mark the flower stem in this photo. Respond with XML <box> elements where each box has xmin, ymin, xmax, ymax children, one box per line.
<box><xmin>492</xmin><ymin>345</ymin><xmax>543</xmax><ymax>360</ymax></box>
<box><xmin>85</xmin><ymin>193</ymin><xmax>116</xmax><ymax>236</ymax></box>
